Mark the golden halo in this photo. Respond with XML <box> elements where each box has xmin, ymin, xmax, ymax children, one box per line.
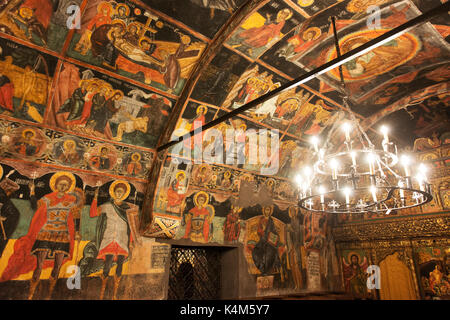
<box><xmin>63</xmin><ymin>139</ymin><xmax>76</xmax><ymax>150</ymax></box>
<box><xmin>139</xmin><ymin>37</ymin><xmax>152</xmax><ymax>48</ymax></box>
<box><xmin>196</xmin><ymin>105</ymin><xmax>207</xmax><ymax>115</ymax></box>
<box><xmin>224</xmin><ymin>171</ymin><xmax>231</xmax><ymax>178</ymax></box>
<box><xmin>87</xmin><ymin>82</ymin><xmax>99</xmax><ymax>92</ymax></box>
<box><xmin>22</xmin><ymin>128</ymin><xmax>36</xmax><ymax>139</ymax></box>
<box><xmin>127</xmin><ymin>22</ymin><xmax>142</xmax><ymax>32</ymax></box>
<box><xmin>115</xmin><ymin>3</ymin><xmax>130</xmax><ymax>16</ymax></box>
<box><xmin>277</xmin><ymin>8</ymin><xmax>293</xmax><ymax>21</ymax></box>
<box><xmin>19</xmin><ymin>7</ymin><xmax>33</xmax><ymax>18</ymax></box>
<box><xmin>109</xmin><ymin>180</ymin><xmax>131</xmax><ymax>201</ymax></box>
<box><xmin>0</xmin><ymin>166</ymin><xmax>3</xmax><ymax>181</ymax></box>
<box><xmin>131</xmin><ymin>152</ymin><xmax>141</xmax><ymax>161</ymax></box>
<box><xmin>111</xmin><ymin>19</ymin><xmax>127</xmax><ymax>29</ymax></box>
<box><xmin>347</xmin><ymin>251</ymin><xmax>362</xmax><ymax>264</ymax></box>
<box><xmin>181</xmin><ymin>35</ymin><xmax>191</xmax><ymax>45</ymax></box>
<box><xmin>176</xmin><ymin>171</ymin><xmax>186</xmax><ymax>180</ymax></box>
<box><xmin>297</xmin><ymin>0</ymin><xmax>314</xmax><ymax>8</ymax></box>
<box><xmin>303</xmin><ymin>27</ymin><xmax>321</xmax><ymax>41</ymax></box>
<box><xmin>97</xmin><ymin>1</ymin><xmax>112</xmax><ymax>14</ymax></box>
<box><xmin>194</xmin><ymin>191</ymin><xmax>209</xmax><ymax>207</ymax></box>
<box><xmin>50</xmin><ymin>171</ymin><xmax>76</xmax><ymax>193</ymax></box>
<box><xmin>156</xmin><ymin>21</ymin><xmax>164</xmax><ymax>29</ymax></box>
<box><xmin>112</xmin><ymin>90</ymin><xmax>124</xmax><ymax>99</ymax></box>
<box><xmin>239</xmin><ymin>124</ymin><xmax>247</xmax><ymax>130</ymax></box>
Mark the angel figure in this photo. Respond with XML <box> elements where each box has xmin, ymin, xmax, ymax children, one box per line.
<box><xmin>342</xmin><ymin>253</ymin><xmax>369</xmax><ymax>298</ymax></box>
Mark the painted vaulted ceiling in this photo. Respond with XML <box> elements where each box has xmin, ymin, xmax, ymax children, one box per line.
<box><xmin>0</xmin><ymin>0</ymin><xmax>447</xmax><ymax>235</ymax></box>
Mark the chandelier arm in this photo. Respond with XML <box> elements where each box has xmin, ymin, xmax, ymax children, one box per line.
<box><xmin>378</xmin><ymin>157</ymin><xmax>403</xmax><ymax>180</ymax></box>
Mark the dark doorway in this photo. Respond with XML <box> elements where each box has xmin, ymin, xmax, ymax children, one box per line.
<box><xmin>168</xmin><ymin>246</ymin><xmax>222</xmax><ymax>300</ymax></box>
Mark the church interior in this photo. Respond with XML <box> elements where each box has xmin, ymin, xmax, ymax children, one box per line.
<box><xmin>0</xmin><ymin>0</ymin><xmax>448</xmax><ymax>301</ymax></box>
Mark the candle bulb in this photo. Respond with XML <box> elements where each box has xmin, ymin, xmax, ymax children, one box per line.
<box><xmin>343</xmin><ymin>187</ymin><xmax>351</xmax><ymax>206</ymax></box>
<box><xmin>350</xmin><ymin>152</ymin><xmax>356</xmax><ymax>167</ymax></box>
<box><xmin>311</xmin><ymin>136</ymin><xmax>319</xmax><ymax>153</ymax></box>
<box><xmin>319</xmin><ymin>149</ymin><xmax>325</xmax><ymax>160</ymax></box>
<box><xmin>342</xmin><ymin>123</ymin><xmax>351</xmax><ymax>142</ymax></box>
<box><xmin>380</xmin><ymin>125</ymin><xmax>389</xmax><ymax>143</ymax></box>
<box><xmin>370</xmin><ymin>185</ymin><xmax>377</xmax><ymax>202</ymax></box>
<box><xmin>418</xmin><ymin>163</ymin><xmax>428</xmax><ymax>181</ymax></box>
<box><xmin>416</xmin><ymin>174</ymin><xmax>425</xmax><ymax>191</ymax></box>
<box><xmin>367</xmin><ymin>153</ymin><xmax>375</xmax><ymax>175</ymax></box>
<box><xmin>330</xmin><ymin>159</ymin><xmax>338</xmax><ymax>180</ymax></box>
<box><xmin>401</xmin><ymin>155</ymin><xmax>410</xmax><ymax>177</ymax></box>
<box><xmin>398</xmin><ymin>181</ymin><xmax>405</xmax><ymax>198</ymax></box>
<box><xmin>319</xmin><ymin>186</ymin><xmax>326</xmax><ymax>204</ymax></box>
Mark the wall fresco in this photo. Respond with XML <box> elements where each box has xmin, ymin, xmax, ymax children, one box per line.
<box><xmin>66</xmin><ymin>0</ymin><xmax>206</xmax><ymax>95</ymax></box>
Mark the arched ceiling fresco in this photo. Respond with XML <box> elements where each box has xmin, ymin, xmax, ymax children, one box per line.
<box><xmin>0</xmin><ymin>0</ymin><xmax>447</xmax><ymax>236</ymax></box>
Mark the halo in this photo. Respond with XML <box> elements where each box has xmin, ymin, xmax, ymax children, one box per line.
<box><xmin>194</xmin><ymin>191</ymin><xmax>209</xmax><ymax>207</ymax></box>
<box><xmin>277</xmin><ymin>8</ymin><xmax>293</xmax><ymax>21</ymax></box>
<box><xmin>297</xmin><ymin>0</ymin><xmax>314</xmax><ymax>7</ymax></box>
<box><xmin>196</xmin><ymin>105</ymin><xmax>207</xmax><ymax>115</ymax></box>
<box><xmin>109</xmin><ymin>180</ymin><xmax>131</xmax><ymax>201</ymax></box>
<box><xmin>97</xmin><ymin>1</ymin><xmax>112</xmax><ymax>14</ymax></box>
<box><xmin>63</xmin><ymin>139</ymin><xmax>76</xmax><ymax>150</ymax></box>
<box><xmin>113</xmin><ymin>90</ymin><xmax>124</xmax><ymax>99</ymax></box>
<box><xmin>111</xmin><ymin>19</ymin><xmax>127</xmax><ymax>30</ymax></box>
<box><xmin>239</xmin><ymin>123</ymin><xmax>247</xmax><ymax>130</ymax></box>
<box><xmin>115</xmin><ymin>3</ymin><xmax>130</xmax><ymax>16</ymax></box>
<box><xmin>50</xmin><ymin>171</ymin><xmax>76</xmax><ymax>193</ymax></box>
<box><xmin>22</xmin><ymin>128</ymin><xmax>36</xmax><ymax>139</ymax></box>
<box><xmin>303</xmin><ymin>27</ymin><xmax>321</xmax><ymax>41</ymax></box>
<box><xmin>0</xmin><ymin>166</ymin><xmax>3</xmax><ymax>181</ymax></box>
<box><xmin>131</xmin><ymin>152</ymin><xmax>141</xmax><ymax>161</ymax></box>
<box><xmin>19</xmin><ymin>7</ymin><xmax>33</xmax><ymax>17</ymax></box>
<box><xmin>224</xmin><ymin>171</ymin><xmax>231</xmax><ymax>178</ymax></box>
<box><xmin>176</xmin><ymin>171</ymin><xmax>186</xmax><ymax>179</ymax></box>
<box><xmin>139</xmin><ymin>37</ymin><xmax>152</xmax><ymax>48</ymax></box>
<box><xmin>127</xmin><ymin>22</ymin><xmax>142</xmax><ymax>32</ymax></box>
<box><xmin>347</xmin><ymin>251</ymin><xmax>362</xmax><ymax>264</ymax></box>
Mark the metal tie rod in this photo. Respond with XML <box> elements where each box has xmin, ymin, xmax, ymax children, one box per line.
<box><xmin>157</xmin><ymin>1</ymin><xmax>450</xmax><ymax>152</ymax></box>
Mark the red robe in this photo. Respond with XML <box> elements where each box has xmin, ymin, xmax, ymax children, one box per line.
<box><xmin>0</xmin><ymin>77</ymin><xmax>14</xmax><ymax>111</ymax></box>
<box><xmin>183</xmin><ymin>206</ymin><xmax>211</xmax><ymax>243</ymax></box>
<box><xmin>239</xmin><ymin>21</ymin><xmax>285</xmax><ymax>48</ymax></box>
<box><xmin>0</xmin><ymin>192</ymin><xmax>75</xmax><ymax>282</ymax></box>
<box><xmin>167</xmin><ymin>181</ymin><xmax>185</xmax><ymax>207</ymax></box>
<box><xmin>21</xmin><ymin>0</ymin><xmax>52</xmax><ymax>29</ymax></box>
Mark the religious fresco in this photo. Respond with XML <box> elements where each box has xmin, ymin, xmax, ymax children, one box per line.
<box><xmin>0</xmin><ymin>161</ymin><xmax>172</xmax><ymax>300</ymax></box>
<box><xmin>225</xmin><ymin>0</ymin><xmax>305</xmax><ymax>59</ymax></box>
<box><xmin>291</xmin><ymin>1</ymin><xmax>450</xmax><ymax>104</ymax></box>
<box><xmin>221</xmin><ymin>64</ymin><xmax>287</xmax><ymax>112</ymax></box>
<box><xmin>355</xmin><ymin>62</ymin><xmax>450</xmax><ymax>117</ymax></box>
<box><xmin>0</xmin><ymin>0</ymin><xmax>83</xmax><ymax>52</ymax></box>
<box><xmin>415</xmin><ymin>246</ymin><xmax>450</xmax><ymax>299</ymax></box>
<box><xmin>191</xmin><ymin>46</ymin><xmax>251</xmax><ymax>107</ymax></box>
<box><xmin>48</xmin><ymin>61</ymin><xmax>173</xmax><ymax>149</ymax></box>
<box><xmin>0</xmin><ymin>118</ymin><xmax>153</xmax><ymax>179</ymax></box>
<box><xmin>145</xmin><ymin>0</ymin><xmax>247</xmax><ymax>39</ymax></box>
<box><xmin>0</xmin><ymin>37</ymin><xmax>57</xmax><ymax>123</ymax></box>
<box><xmin>380</xmin><ymin>94</ymin><xmax>449</xmax><ymax>147</ymax></box>
<box><xmin>66</xmin><ymin>0</ymin><xmax>206</xmax><ymax>95</ymax></box>
<box><xmin>171</xmin><ymin>101</ymin><xmax>218</xmax><ymax>147</ymax></box>
<box><xmin>286</xmin><ymin>95</ymin><xmax>340</xmax><ymax>138</ymax></box>
<box><xmin>340</xmin><ymin>249</ymin><xmax>370</xmax><ymax>298</ymax></box>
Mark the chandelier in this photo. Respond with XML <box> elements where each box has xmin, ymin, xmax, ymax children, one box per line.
<box><xmin>295</xmin><ymin>16</ymin><xmax>433</xmax><ymax>215</ymax></box>
<box><xmin>295</xmin><ymin>105</ymin><xmax>433</xmax><ymax>215</ymax></box>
